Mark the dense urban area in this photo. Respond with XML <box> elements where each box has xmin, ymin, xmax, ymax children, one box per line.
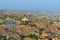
<box><xmin>0</xmin><ymin>11</ymin><xmax>60</xmax><ymax>40</ymax></box>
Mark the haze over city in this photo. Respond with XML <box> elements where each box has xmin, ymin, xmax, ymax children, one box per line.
<box><xmin>0</xmin><ymin>0</ymin><xmax>60</xmax><ymax>12</ymax></box>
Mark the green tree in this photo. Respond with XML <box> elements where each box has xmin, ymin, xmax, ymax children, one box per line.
<box><xmin>0</xmin><ymin>35</ymin><xmax>8</xmax><ymax>40</ymax></box>
<box><xmin>27</xmin><ymin>34</ymin><xmax>38</xmax><ymax>40</ymax></box>
<box><xmin>22</xmin><ymin>21</ymin><xmax>28</xmax><ymax>25</ymax></box>
<box><xmin>30</xmin><ymin>24</ymin><xmax>36</xmax><ymax>27</ymax></box>
<box><xmin>39</xmin><ymin>29</ymin><xmax>43</xmax><ymax>35</ymax></box>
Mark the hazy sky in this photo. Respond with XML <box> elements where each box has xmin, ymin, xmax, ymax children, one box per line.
<box><xmin>0</xmin><ymin>0</ymin><xmax>60</xmax><ymax>12</ymax></box>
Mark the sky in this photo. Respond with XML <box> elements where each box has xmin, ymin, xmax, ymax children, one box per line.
<box><xmin>0</xmin><ymin>0</ymin><xmax>60</xmax><ymax>12</ymax></box>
